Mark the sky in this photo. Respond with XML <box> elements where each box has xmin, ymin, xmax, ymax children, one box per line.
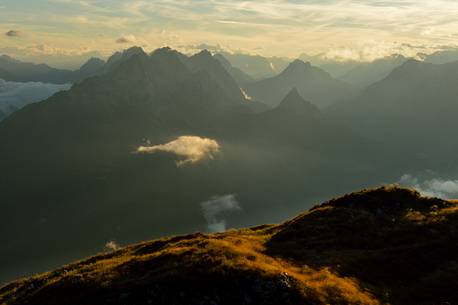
<box><xmin>1</xmin><ymin>0</ymin><xmax>458</xmax><ymax>68</ymax></box>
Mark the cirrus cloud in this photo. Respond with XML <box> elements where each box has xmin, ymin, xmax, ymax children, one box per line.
<box><xmin>3</xmin><ymin>0</ymin><xmax>458</xmax><ymax>62</ymax></box>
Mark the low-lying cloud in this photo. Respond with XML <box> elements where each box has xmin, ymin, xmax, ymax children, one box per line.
<box><xmin>5</xmin><ymin>30</ymin><xmax>22</xmax><ymax>37</ymax></box>
<box><xmin>0</xmin><ymin>79</ymin><xmax>71</xmax><ymax>120</ymax></box>
<box><xmin>399</xmin><ymin>174</ymin><xmax>458</xmax><ymax>199</ymax></box>
<box><xmin>201</xmin><ymin>194</ymin><xmax>241</xmax><ymax>233</ymax></box>
<box><xmin>136</xmin><ymin>135</ymin><xmax>220</xmax><ymax>166</ymax></box>
<box><xmin>105</xmin><ymin>241</ymin><xmax>121</xmax><ymax>252</ymax></box>
<box><xmin>116</xmin><ymin>35</ymin><xmax>136</xmax><ymax>44</ymax></box>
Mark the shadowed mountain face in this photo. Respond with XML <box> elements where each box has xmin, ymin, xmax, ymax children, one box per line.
<box><xmin>326</xmin><ymin>59</ymin><xmax>458</xmax><ymax>171</ymax></box>
<box><xmin>0</xmin><ymin>47</ymin><xmax>388</xmax><ymax>283</ymax></box>
<box><xmin>298</xmin><ymin>53</ymin><xmax>409</xmax><ymax>87</ymax></box>
<box><xmin>216</xmin><ymin>52</ymin><xmax>290</xmax><ymax>80</ymax></box>
<box><xmin>0</xmin><ymin>55</ymin><xmax>105</xmax><ymax>84</ymax></box>
<box><xmin>243</xmin><ymin>59</ymin><xmax>356</xmax><ymax>108</ymax></box>
<box><xmin>1</xmin><ymin>187</ymin><xmax>456</xmax><ymax>305</ymax></box>
<box><xmin>339</xmin><ymin>55</ymin><xmax>408</xmax><ymax>88</ymax></box>
<box><xmin>423</xmin><ymin>48</ymin><xmax>458</xmax><ymax>64</ymax></box>
<box><xmin>213</xmin><ymin>54</ymin><xmax>255</xmax><ymax>86</ymax></box>
<box><xmin>183</xmin><ymin>50</ymin><xmax>245</xmax><ymax>104</ymax></box>
<box><xmin>274</xmin><ymin>87</ymin><xmax>320</xmax><ymax>116</ymax></box>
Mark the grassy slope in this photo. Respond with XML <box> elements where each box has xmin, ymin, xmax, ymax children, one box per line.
<box><xmin>1</xmin><ymin>186</ymin><xmax>457</xmax><ymax>305</ymax></box>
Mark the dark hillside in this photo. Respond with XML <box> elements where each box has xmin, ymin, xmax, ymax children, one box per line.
<box><xmin>1</xmin><ymin>187</ymin><xmax>456</xmax><ymax>305</ymax></box>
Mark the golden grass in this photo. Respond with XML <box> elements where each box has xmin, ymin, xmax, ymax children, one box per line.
<box><xmin>2</xmin><ymin>186</ymin><xmax>457</xmax><ymax>305</ymax></box>
<box><xmin>0</xmin><ymin>226</ymin><xmax>380</xmax><ymax>305</ymax></box>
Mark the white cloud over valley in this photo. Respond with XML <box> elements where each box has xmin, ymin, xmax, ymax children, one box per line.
<box><xmin>136</xmin><ymin>136</ymin><xmax>220</xmax><ymax>166</ymax></box>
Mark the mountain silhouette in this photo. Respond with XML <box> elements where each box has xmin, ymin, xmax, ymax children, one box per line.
<box><xmin>215</xmin><ymin>51</ymin><xmax>290</xmax><ymax>79</ymax></box>
<box><xmin>275</xmin><ymin>87</ymin><xmax>320</xmax><ymax>116</ymax></box>
<box><xmin>339</xmin><ymin>54</ymin><xmax>408</xmax><ymax>88</ymax></box>
<box><xmin>0</xmin><ymin>55</ymin><xmax>106</xmax><ymax>84</ymax></box>
<box><xmin>244</xmin><ymin>59</ymin><xmax>355</xmax><ymax>108</ymax></box>
<box><xmin>327</xmin><ymin>59</ymin><xmax>458</xmax><ymax>169</ymax></box>
<box><xmin>213</xmin><ymin>54</ymin><xmax>255</xmax><ymax>85</ymax></box>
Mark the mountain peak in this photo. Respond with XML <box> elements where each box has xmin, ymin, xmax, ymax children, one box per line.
<box><xmin>0</xmin><ymin>54</ymin><xmax>12</xmax><ymax>60</ymax></box>
<box><xmin>196</xmin><ymin>49</ymin><xmax>212</xmax><ymax>57</ymax></box>
<box><xmin>276</xmin><ymin>88</ymin><xmax>320</xmax><ymax>116</ymax></box>
<box><xmin>0</xmin><ymin>55</ymin><xmax>21</xmax><ymax>64</ymax></box>
<box><xmin>290</xmin><ymin>59</ymin><xmax>311</xmax><ymax>68</ymax></box>
<box><xmin>280</xmin><ymin>59</ymin><xmax>313</xmax><ymax>78</ymax></box>
<box><xmin>79</xmin><ymin>57</ymin><xmax>105</xmax><ymax>70</ymax></box>
<box><xmin>150</xmin><ymin>47</ymin><xmax>184</xmax><ymax>63</ymax></box>
<box><xmin>123</xmin><ymin>46</ymin><xmax>147</xmax><ymax>58</ymax></box>
<box><xmin>151</xmin><ymin>47</ymin><xmax>176</xmax><ymax>56</ymax></box>
<box><xmin>386</xmin><ymin>58</ymin><xmax>431</xmax><ymax>80</ymax></box>
<box><xmin>187</xmin><ymin>49</ymin><xmax>217</xmax><ymax>68</ymax></box>
<box><xmin>292</xmin><ymin>59</ymin><xmax>311</xmax><ymax>67</ymax></box>
<box><xmin>313</xmin><ymin>185</ymin><xmax>442</xmax><ymax>214</ymax></box>
<box><xmin>190</xmin><ymin>49</ymin><xmax>214</xmax><ymax>64</ymax></box>
<box><xmin>105</xmin><ymin>47</ymin><xmax>147</xmax><ymax>69</ymax></box>
<box><xmin>283</xmin><ymin>87</ymin><xmax>301</xmax><ymax>101</ymax></box>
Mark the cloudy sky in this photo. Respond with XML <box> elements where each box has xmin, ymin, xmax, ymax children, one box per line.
<box><xmin>1</xmin><ymin>0</ymin><xmax>458</xmax><ymax>67</ymax></box>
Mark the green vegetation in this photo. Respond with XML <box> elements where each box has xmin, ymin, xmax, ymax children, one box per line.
<box><xmin>1</xmin><ymin>186</ymin><xmax>456</xmax><ymax>305</ymax></box>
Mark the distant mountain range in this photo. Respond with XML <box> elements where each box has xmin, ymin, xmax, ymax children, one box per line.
<box><xmin>0</xmin><ymin>54</ymin><xmax>105</xmax><ymax>84</ymax></box>
<box><xmin>215</xmin><ymin>51</ymin><xmax>290</xmax><ymax>79</ymax></box>
<box><xmin>0</xmin><ymin>47</ymin><xmax>382</xmax><ymax>283</ymax></box>
<box><xmin>4</xmin><ymin>47</ymin><xmax>458</xmax><ymax>89</ymax></box>
<box><xmin>299</xmin><ymin>49</ymin><xmax>458</xmax><ymax>88</ymax></box>
<box><xmin>326</xmin><ymin>58</ymin><xmax>458</xmax><ymax>170</ymax></box>
<box><xmin>339</xmin><ymin>54</ymin><xmax>409</xmax><ymax>88</ymax></box>
<box><xmin>421</xmin><ymin>48</ymin><xmax>458</xmax><ymax>64</ymax></box>
<box><xmin>213</xmin><ymin>54</ymin><xmax>255</xmax><ymax>85</ymax></box>
<box><xmin>2</xmin><ymin>46</ymin><xmax>458</xmax><ymax>285</ymax></box>
<box><xmin>243</xmin><ymin>59</ymin><xmax>356</xmax><ymax>108</ymax></box>
<box><xmin>2</xmin><ymin>186</ymin><xmax>456</xmax><ymax>305</ymax></box>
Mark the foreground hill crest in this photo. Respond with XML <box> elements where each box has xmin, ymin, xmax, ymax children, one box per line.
<box><xmin>1</xmin><ymin>186</ymin><xmax>456</xmax><ymax>305</ymax></box>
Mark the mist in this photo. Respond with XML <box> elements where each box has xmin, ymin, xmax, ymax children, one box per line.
<box><xmin>0</xmin><ymin>78</ymin><xmax>70</xmax><ymax>119</ymax></box>
<box><xmin>200</xmin><ymin>195</ymin><xmax>241</xmax><ymax>233</ymax></box>
<box><xmin>399</xmin><ymin>174</ymin><xmax>458</xmax><ymax>199</ymax></box>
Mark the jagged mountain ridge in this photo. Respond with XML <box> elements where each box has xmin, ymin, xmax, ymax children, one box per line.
<box><xmin>213</xmin><ymin>54</ymin><xmax>255</xmax><ymax>85</ymax></box>
<box><xmin>339</xmin><ymin>54</ymin><xmax>409</xmax><ymax>88</ymax></box>
<box><xmin>0</xmin><ymin>55</ymin><xmax>106</xmax><ymax>84</ymax></box>
<box><xmin>243</xmin><ymin>59</ymin><xmax>356</xmax><ymax>108</ymax></box>
<box><xmin>1</xmin><ymin>186</ymin><xmax>456</xmax><ymax>305</ymax></box>
<box><xmin>0</xmin><ymin>46</ymin><xmax>383</xmax><ymax>285</ymax></box>
<box><xmin>216</xmin><ymin>51</ymin><xmax>290</xmax><ymax>80</ymax></box>
<box><xmin>326</xmin><ymin>59</ymin><xmax>458</xmax><ymax>169</ymax></box>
